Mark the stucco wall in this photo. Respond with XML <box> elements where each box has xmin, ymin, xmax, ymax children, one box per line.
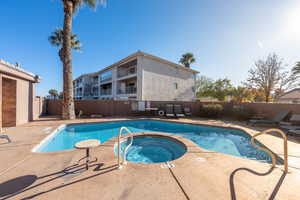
<box><xmin>16</xmin><ymin>78</ymin><xmax>30</xmax><ymax>124</ymax></box>
<box><xmin>139</xmin><ymin>56</ymin><xmax>196</xmax><ymax>101</ymax></box>
<box><xmin>33</xmin><ymin>96</ymin><xmax>46</xmax><ymax>120</ymax></box>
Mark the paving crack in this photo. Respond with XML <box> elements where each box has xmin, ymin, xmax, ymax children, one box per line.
<box><xmin>167</xmin><ymin>163</ymin><xmax>191</xmax><ymax>200</ymax></box>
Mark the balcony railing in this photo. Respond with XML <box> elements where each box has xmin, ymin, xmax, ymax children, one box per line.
<box><xmin>117</xmin><ymin>66</ymin><xmax>137</xmax><ymax>78</ymax></box>
<box><xmin>92</xmin><ymin>81</ymin><xmax>99</xmax><ymax>85</ymax></box>
<box><xmin>101</xmin><ymin>89</ymin><xmax>112</xmax><ymax>95</ymax></box>
<box><xmin>92</xmin><ymin>91</ymin><xmax>99</xmax><ymax>96</ymax></box>
<box><xmin>118</xmin><ymin>86</ymin><xmax>137</xmax><ymax>94</ymax></box>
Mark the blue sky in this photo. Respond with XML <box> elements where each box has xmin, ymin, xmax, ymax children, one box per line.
<box><xmin>1</xmin><ymin>0</ymin><xmax>300</xmax><ymax>96</ymax></box>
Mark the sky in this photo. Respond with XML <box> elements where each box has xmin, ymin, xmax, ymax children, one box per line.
<box><xmin>1</xmin><ymin>0</ymin><xmax>300</xmax><ymax>96</ymax></box>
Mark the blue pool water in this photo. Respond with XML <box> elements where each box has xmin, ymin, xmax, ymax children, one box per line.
<box><xmin>35</xmin><ymin>120</ymin><xmax>273</xmax><ymax>163</ymax></box>
<box><xmin>117</xmin><ymin>135</ymin><xmax>187</xmax><ymax>163</ymax></box>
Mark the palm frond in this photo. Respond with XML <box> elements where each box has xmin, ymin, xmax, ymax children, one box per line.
<box><xmin>48</xmin><ymin>28</ymin><xmax>82</xmax><ymax>51</ymax></box>
<box><xmin>48</xmin><ymin>28</ymin><xmax>63</xmax><ymax>47</ymax></box>
<box><xmin>179</xmin><ymin>52</ymin><xmax>196</xmax><ymax>68</ymax></box>
<box><xmin>73</xmin><ymin>0</ymin><xmax>106</xmax><ymax>12</ymax></box>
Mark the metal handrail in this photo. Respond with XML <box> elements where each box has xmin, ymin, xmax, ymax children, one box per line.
<box><xmin>251</xmin><ymin>128</ymin><xmax>288</xmax><ymax>172</ymax></box>
<box><xmin>117</xmin><ymin>127</ymin><xmax>133</xmax><ymax>169</ymax></box>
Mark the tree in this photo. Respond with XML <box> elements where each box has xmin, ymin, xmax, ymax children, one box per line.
<box><xmin>198</xmin><ymin>78</ymin><xmax>233</xmax><ymax>101</ymax></box>
<box><xmin>48</xmin><ymin>28</ymin><xmax>81</xmax><ymax>62</ymax></box>
<box><xmin>55</xmin><ymin>0</ymin><xmax>105</xmax><ymax>120</ymax></box>
<box><xmin>179</xmin><ymin>53</ymin><xmax>196</xmax><ymax>68</ymax></box>
<box><xmin>48</xmin><ymin>89</ymin><xmax>59</xmax><ymax>99</ymax></box>
<box><xmin>59</xmin><ymin>92</ymin><xmax>64</xmax><ymax>99</ymax></box>
<box><xmin>195</xmin><ymin>75</ymin><xmax>213</xmax><ymax>95</ymax></box>
<box><xmin>250</xmin><ymin>88</ymin><xmax>266</xmax><ymax>102</ymax></box>
<box><xmin>244</xmin><ymin>53</ymin><xmax>297</xmax><ymax>102</ymax></box>
<box><xmin>230</xmin><ymin>86</ymin><xmax>253</xmax><ymax>102</ymax></box>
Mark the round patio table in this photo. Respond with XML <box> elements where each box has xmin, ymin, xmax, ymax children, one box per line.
<box><xmin>75</xmin><ymin>139</ymin><xmax>101</xmax><ymax>170</ymax></box>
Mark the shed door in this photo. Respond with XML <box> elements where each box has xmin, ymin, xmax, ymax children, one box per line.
<box><xmin>2</xmin><ymin>77</ymin><xmax>17</xmax><ymax>127</ymax></box>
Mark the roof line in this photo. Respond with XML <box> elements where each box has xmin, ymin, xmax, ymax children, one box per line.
<box><xmin>139</xmin><ymin>51</ymin><xmax>199</xmax><ymax>73</ymax></box>
<box><xmin>74</xmin><ymin>51</ymin><xmax>199</xmax><ymax>80</ymax></box>
<box><xmin>278</xmin><ymin>88</ymin><xmax>300</xmax><ymax>98</ymax></box>
<box><xmin>0</xmin><ymin>59</ymin><xmax>40</xmax><ymax>80</ymax></box>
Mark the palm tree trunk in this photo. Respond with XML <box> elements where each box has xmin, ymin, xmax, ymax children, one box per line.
<box><xmin>265</xmin><ymin>90</ymin><xmax>270</xmax><ymax>102</ymax></box>
<box><xmin>62</xmin><ymin>0</ymin><xmax>75</xmax><ymax>120</ymax></box>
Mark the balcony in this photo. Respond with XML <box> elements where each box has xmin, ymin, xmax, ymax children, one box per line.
<box><xmin>117</xmin><ymin>66</ymin><xmax>136</xmax><ymax>78</ymax></box>
<box><xmin>117</xmin><ymin>76</ymin><xmax>137</xmax><ymax>95</ymax></box>
<box><xmin>74</xmin><ymin>78</ymin><xmax>83</xmax><ymax>88</ymax></box>
<box><xmin>101</xmin><ymin>89</ymin><xmax>112</xmax><ymax>96</ymax></box>
<box><xmin>92</xmin><ymin>87</ymin><xmax>99</xmax><ymax>96</ymax></box>
<box><xmin>91</xmin><ymin>80</ymin><xmax>99</xmax><ymax>86</ymax></box>
<box><xmin>74</xmin><ymin>82</ymin><xmax>82</xmax><ymax>88</ymax></box>
<box><xmin>100</xmin><ymin>70</ymin><xmax>113</xmax><ymax>83</ymax></box>
<box><xmin>100</xmin><ymin>77</ymin><xmax>112</xmax><ymax>83</ymax></box>
<box><xmin>117</xmin><ymin>59</ymin><xmax>137</xmax><ymax>79</ymax></box>
<box><xmin>118</xmin><ymin>86</ymin><xmax>137</xmax><ymax>95</ymax></box>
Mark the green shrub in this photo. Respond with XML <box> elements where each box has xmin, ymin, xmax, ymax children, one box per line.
<box><xmin>230</xmin><ymin>105</ymin><xmax>254</xmax><ymax>120</ymax></box>
<box><xmin>201</xmin><ymin>104</ymin><xmax>224</xmax><ymax>118</ymax></box>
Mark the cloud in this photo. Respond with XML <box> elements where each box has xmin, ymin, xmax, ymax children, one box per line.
<box><xmin>257</xmin><ymin>41</ymin><xmax>264</xmax><ymax>49</ymax></box>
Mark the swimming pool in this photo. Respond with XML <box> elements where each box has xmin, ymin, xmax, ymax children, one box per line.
<box><xmin>34</xmin><ymin>120</ymin><xmax>273</xmax><ymax>163</ymax></box>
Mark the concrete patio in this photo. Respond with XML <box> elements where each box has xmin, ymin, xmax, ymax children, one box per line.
<box><xmin>0</xmin><ymin>117</ymin><xmax>300</xmax><ymax>200</ymax></box>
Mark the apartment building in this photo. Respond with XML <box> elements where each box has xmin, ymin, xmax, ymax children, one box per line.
<box><xmin>73</xmin><ymin>51</ymin><xmax>199</xmax><ymax>101</ymax></box>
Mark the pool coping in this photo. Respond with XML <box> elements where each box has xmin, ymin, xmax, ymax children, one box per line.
<box><xmin>31</xmin><ymin>124</ymin><xmax>66</xmax><ymax>152</ymax></box>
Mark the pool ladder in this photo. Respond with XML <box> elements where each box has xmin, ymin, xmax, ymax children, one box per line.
<box><xmin>117</xmin><ymin>127</ymin><xmax>133</xmax><ymax>169</ymax></box>
<box><xmin>251</xmin><ymin>128</ymin><xmax>288</xmax><ymax>173</ymax></box>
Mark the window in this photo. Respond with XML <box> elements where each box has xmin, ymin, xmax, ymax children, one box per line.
<box><xmin>100</xmin><ymin>70</ymin><xmax>112</xmax><ymax>82</ymax></box>
<box><xmin>173</xmin><ymin>82</ymin><xmax>178</xmax><ymax>89</ymax></box>
<box><xmin>93</xmin><ymin>76</ymin><xmax>99</xmax><ymax>83</ymax></box>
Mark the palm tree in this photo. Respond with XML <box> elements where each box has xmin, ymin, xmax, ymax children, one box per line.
<box><xmin>58</xmin><ymin>0</ymin><xmax>105</xmax><ymax>120</ymax></box>
<box><xmin>179</xmin><ymin>53</ymin><xmax>196</xmax><ymax>68</ymax></box>
<box><xmin>292</xmin><ymin>62</ymin><xmax>300</xmax><ymax>75</ymax></box>
<box><xmin>48</xmin><ymin>89</ymin><xmax>59</xmax><ymax>99</ymax></box>
<box><xmin>48</xmin><ymin>28</ymin><xmax>81</xmax><ymax>62</ymax></box>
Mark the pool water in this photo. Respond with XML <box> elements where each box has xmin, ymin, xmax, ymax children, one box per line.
<box><xmin>117</xmin><ymin>135</ymin><xmax>187</xmax><ymax>163</ymax></box>
<box><xmin>35</xmin><ymin>120</ymin><xmax>273</xmax><ymax>163</ymax></box>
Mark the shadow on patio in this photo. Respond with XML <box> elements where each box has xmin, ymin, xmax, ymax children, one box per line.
<box><xmin>0</xmin><ymin>162</ymin><xmax>118</xmax><ymax>200</ymax></box>
<box><xmin>229</xmin><ymin>166</ymin><xmax>287</xmax><ymax>200</ymax></box>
